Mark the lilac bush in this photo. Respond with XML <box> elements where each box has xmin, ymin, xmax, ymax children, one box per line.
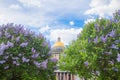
<box><xmin>59</xmin><ymin>10</ymin><xmax>120</xmax><ymax>80</ymax></box>
<box><xmin>0</xmin><ymin>23</ymin><xmax>57</xmax><ymax>80</ymax></box>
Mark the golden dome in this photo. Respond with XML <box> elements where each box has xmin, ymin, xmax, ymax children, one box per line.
<box><xmin>53</xmin><ymin>37</ymin><xmax>64</xmax><ymax>48</ymax></box>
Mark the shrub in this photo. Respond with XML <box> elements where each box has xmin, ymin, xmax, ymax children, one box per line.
<box><xmin>0</xmin><ymin>23</ymin><xmax>57</xmax><ymax>80</ymax></box>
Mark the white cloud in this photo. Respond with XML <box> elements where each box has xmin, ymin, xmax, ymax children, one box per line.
<box><xmin>84</xmin><ymin>18</ymin><xmax>95</xmax><ymax>24</ymax></box>
<box><xmin>85</xmin><ymin>0</ymin><xmax>120</xmax><ymax>17</ymax></box>
<box><xmin>0</xmin><ymin>0</ymin><xmax>90</xmax><ymax>27</ymax></box>
<box><xmin>9</xmin><ymin>4</ymin><xmax>22</xmax><ymax>10</ymax></box>
<box><xmin>39</xmin><ymin>25</ymin><xmax>50</xmax><ymax>33</ymax></box>
<box><xmin>49</xmin><ymin>28</ymin><xmax>83</xmax><ymax>45</ymax></box>
<box><xmin>18</xmin><ymin>0</ymin><xmax>42</xmax><ymax>8</ymax></box>
<box><xmin>69</xmin><ymin>21</ymin><xmax>75</xmax><ymax>26</ymax></box>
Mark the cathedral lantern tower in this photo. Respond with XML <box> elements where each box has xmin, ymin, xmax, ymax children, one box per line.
<box><xmin>52</xmin><ymin>37</ymin><xmax>65</xmax><ymax>60</ymax></box>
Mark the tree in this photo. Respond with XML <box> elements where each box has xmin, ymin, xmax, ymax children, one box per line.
<box><xmin>0</xmin><ymin>23</ymin><xmax>57</xmax><ymax>80</ymax></box>
<box><xmin>59</xmin><ymin>10</ymin><xmax>120</xmax><ymax>80</ymax></box>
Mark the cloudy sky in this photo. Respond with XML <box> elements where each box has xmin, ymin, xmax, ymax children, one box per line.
<box><xmin>0</xmin><ymin>0</ymin><xmax>120</xmax><ymax>45</ymax></box>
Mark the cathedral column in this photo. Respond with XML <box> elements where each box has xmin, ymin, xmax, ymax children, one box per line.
<box><xmin>56</xmin><ymin>72</ymin><xmax>58</xmax><ymax>80</ymax></box>
<box><xmin>67</xmin><ymin>73</ymin><xmax>69</xmax><ymax>80</ymax></box>
<box><xmin>71</xmin><ymin>74</ymin><xmax>72</xmax><ymax>80</ymax></box>
<box><xmin>63</xmin><ymin>73</ymin><xmax>65</xmax><ymax>80</ymax></box>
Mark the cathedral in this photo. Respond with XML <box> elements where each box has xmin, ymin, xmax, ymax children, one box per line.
<box><xmin>51</xmin><ymin>37</ymin><xmax>78</xmax><ymax>80</ymax></box>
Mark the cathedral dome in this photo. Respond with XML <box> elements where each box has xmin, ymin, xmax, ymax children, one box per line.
<box><xmin>52</xmin><ymin>37</ymin><xmax>65</xmax><ymax>53</ymax></box>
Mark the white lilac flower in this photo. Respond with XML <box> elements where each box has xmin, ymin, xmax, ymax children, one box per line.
<box><xmin>4</xmin><ymin>66</ymin><xmax>9</xmax><ymax>69</ymax></box>
<box><xmin>12</xmin><ymin>57</ymin><xmax>19</xmax><ymax>60</ymax></box>
<box><xmin>112</xmin><ymin>67</ymin><xmax>119</xmax><ymax>72</ymax></box>
<box><xmin>104</xmin><ymin>52</ymin><xmax>112</xmax><ymax>55</ymax></box>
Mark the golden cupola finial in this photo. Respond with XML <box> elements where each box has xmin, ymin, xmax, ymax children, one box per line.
<box><xmin>53</xmin><ymin>37</ymin><xmax>64</xmax><ymax>48</ymax></box>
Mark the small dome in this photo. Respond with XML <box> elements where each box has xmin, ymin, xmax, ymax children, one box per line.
<box><xmin>52</xmin><ymin>37</ymin><xmax>65</xmax><ymax>53</ymax></box>
<box><xmin>53</xmin><ymin>37</ymin><xmax>64</xmax><ymax>48</ymax></box>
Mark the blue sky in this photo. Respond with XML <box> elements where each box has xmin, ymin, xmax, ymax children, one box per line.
<box><xmin>0</xmin><ymin>0</ymin><xmax>120</xmax><ymax>46</ymax></box>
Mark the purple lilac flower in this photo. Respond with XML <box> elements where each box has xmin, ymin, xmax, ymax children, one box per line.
<box><xmin>0</xmin><ymin>60</ymin><xmax>6</xmax><ymax>64</ymax></box>
<box><xmin>110</xmin><ymin>19</ymin><xmax>113</xmax><ymax>24</ymax></box>
<box><xmin>7</xmin><ymin>41</ymin><xmax>14</xmax><ymax>47</ymax></box>
<box><xmin>117</xmin><ymin>54</ymin><xmax>120</xmax><ymax>62</ymax></box>
<box><xmin>104</xmin><ymin>52</ymin><xmax>112</xmax><ymax>55</ymax></box>
<box><xmin>20</xmin><ymin>42</ymin><xmax>28</xmax><ymax>47</ymax></box>
<box><xmin>33</xmin><ymin>61</ymin><xmax>41</xmax><ymax>68</ymax></box>
<box><xmin>4</xmin><ymin>56</ymin><xmax>9</xmax><ymax>59</ymax></box>
<box><xmin>117</xmin><ymin>57</ymin><xmax>120</xmax><ymax>62</ymax></box>
<box><xmin>16</xmin><ymin>36</ymin><xmax>20</xmax><ymax>42</ymax></box>
<box><xmin>16</xmin><ymin>63</ymin><xmax>20</xmax><ymax>66</ymax></box>
<box><xmin>94</xmin><ymin>36</ymin><xmax>98</xmax><ymax>44</ymax></box>
<box><xmin>4</xmin><ymin>66</ymin><xmax>9</xmax><ymax>69</ymax></box>
<box><xmin>0</xmin><ymin>51</ymin><xmax>4</xmax><ymax>55</ymax></box>
<box><xmin>38</xmin><ymin>33</ymin><xmax>44</xmax><ymax>39</ymax></box>
<box><xmin>118</xmin><ymin>10</ymin><xmax>120</xmax><ymax>15</ymax></box>
<box><xmin>13</xmin><ymin>61</ymin><xmax>17</xmax><ymax>64</ymax></box>
<box><xmin>110</xmin><ymin>44</ymin><xmax>119</xmax><ymax>49</ymax></box>
<box><xmin>47</xmin><ymin>51</ymin><xmax>52</xmax><ymax>56</ymax></box>
<box><xmin>31</xmin><ymin>53</ymin><xmax>39</xmax><ymax>59</ymax></box>
<box><xmin>31</xmin><ymin>47</ymin><xmax>36</xmax><ymax>53</ymax></box>
<box><xmin>84</xmin><ymin>61</ymin><xmax>89</xmax><ymax>67</ymax></box>
<box><xmin>117</xmin><ymin>54</ymin><xmax>120</xmax><ymax>57</ymax></box>
<box><xmin>42</xmin><ymin>41</ymin><xmax>47</xmax><ymax>47</ymax></box>
<box><xmin>50</xmin><ymin>58</ymin><xmax>58</xmax><ymax>63</ymax></box>
<box><xmin>109</xmin><ymin>30</ymin><xmax>116</xmax><ymax>37</ymax></box>
<box><xmin>0</xmin><ymin>32</ymin><xmax>2</xmax><ymax>37</ymax></box>
<box><xmin>114</xmin><ymin>40</ymin><xmax>120</xmax><ymax>44</ymax></box>
<box><xmin>22</xmin><ymin>57</ymin><xmax>29</xmax><ymax>62</ymax></box>
<box><xmin>95</xmin><ymin>71</ymin><xmax>100</xmax><ymax>75</ymax></box>
<box><xmin>101</xmin><ymin>35</ymin><xmax>107</xmax><ymax>43</ymax></box>
<box><xmin>0</xmin><ymin>42</ymin><xmax>6</xmax><ymax>50</ymax></box>
<box><xmin>94</xmin><ymin>23</ymin><xmax>99</xmax><ymax>32</ymax></box>
<box><xmin>41</xmin><ymin>61</ymin><xmax>47</xmax><ymax>69</ymax></box>
<box><xmin>88</xmin><ymin>38</ymin><xmax>91</xmax><ymax>43</ymax></box>
<box><xmin>5</xmin><ymin>31</ymin><xmax>11</xmax><ymax>38</ymax></box>
<box><xmin>13</xmin><ymin>61</ymin><xmax>20</xmax><ymax>66</ymax></box>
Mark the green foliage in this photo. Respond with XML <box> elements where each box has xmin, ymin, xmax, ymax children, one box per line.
<box><xmin>0</xmin><ymin>24</ymin><xmax>56</xmax><ymax>80</ymax></box>
<box><xmin>59</xmin><ymin>10</ymin><xmax>120</xmax><ymax>80</ymax></box>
